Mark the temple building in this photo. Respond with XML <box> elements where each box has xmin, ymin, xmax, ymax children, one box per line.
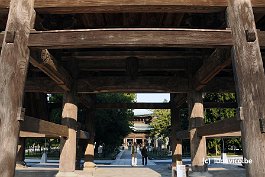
<box><xmin>124</xmin><ymin>115</ymin><xmax>153</xmax><ymax>147</ymax></box>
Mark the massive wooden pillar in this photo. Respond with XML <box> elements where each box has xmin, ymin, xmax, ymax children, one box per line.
<box><xmin>188</xmin><ymin>91</ymin><xmax>207</xmax><ymax>174</ymax></box>
<box><xmin>0</xmin><ymin>0</ymin><xmax>34</xmax><ymax>176</ymax></box>
<box><xmin>84</xmin><ymin>107</ymin><xmax>96</xmax><ymax>169</ymax></box>
<box><xmin>170</xmin><ymin>94</ymin><xmax>182</xmax><ymax>168</ymax></box>
<box><xmin>57</xmin><ymin>91</ymin><xmax>78</xmax><ymax>176</ymax></box>
<box><xmin>228</xmin><ymin>0</ymin><xmax>265</xmax><ymax>176</ymax></box>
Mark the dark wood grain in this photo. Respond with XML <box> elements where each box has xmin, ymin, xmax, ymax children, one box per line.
<box><xmin>228</xmin><ymin>0</ymin><xmax>265</xmax><ymax>176</ymax></box>
<box><xmin>30</xmin><ymin>49</ymin><xmax>72</xmax><ymax>91</ymax></box>
<box><xmin>0</xmin><ymin>0</ymin><xmax>34</xmax><ymax>176</ymax></box>
<box><xmin>20</xmin><ymin>116</ymin><xmax>68</xmax><ymax>137</ymax></box>
<box><xmin>0</xmin><ymin>0</ymin><xmax>264</xmax><ymax>14</ymax></box>
<box><xmin>194</xmin><ymin>48</ymin><xmax>231</xmax><ymax>90</ymax></box>
<box><xmin>197</xmin><ymin>118</ymin><xmax>241</xmax><ymax>137</ymax></box>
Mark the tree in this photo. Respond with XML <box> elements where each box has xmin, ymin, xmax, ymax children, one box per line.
<box><xmin>94</xmin><ymin>93</ymin><xmax>135</xmax><ymax>153</ymax></box>
<box><xmin>150</xmin><ymin>109</ymin><xmax>171</xmax><ymax>138</ymax></box>
<box><xmin>204</xmin><ymin>93</ymin><xmax>241</xmax><ymax>155</ymax></box>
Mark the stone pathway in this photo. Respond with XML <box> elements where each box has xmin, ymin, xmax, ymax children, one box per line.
<box><xmin>111</xmin><ymin>149</ymin><xmax>156</xmax><ymax>166</ymax></box>
<box><xmin>15</xmin><ymin>152</ymin><xmax>247</xmax><ymax>177</ymax></box>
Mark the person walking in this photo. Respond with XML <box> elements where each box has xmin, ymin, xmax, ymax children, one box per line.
<box><xmin>141</xmin><ymin>144</ymin><xmax>148</xmax><ymax>165</ymax></box>
<box><xmin>131</xmin><ymin>142</ymin><xmax>138</xmax><ymax>166</ymax></box>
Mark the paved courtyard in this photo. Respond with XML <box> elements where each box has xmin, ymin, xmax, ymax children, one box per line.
<box><xmin>15</xmin><ymin>150</ymin><xmax>246</xmax><ymax>177</ymax></box>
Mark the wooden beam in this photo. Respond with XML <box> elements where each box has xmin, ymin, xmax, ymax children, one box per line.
<box><xmin>1</xmin><ymin>0</ymin><xmax>265</xmax><ymax>14</ymax></box>
<box><xmin>19</xmin><ymin>131</ymin><xmax>55</xmax><ymax>138</ymax></box>
<box><xmin>204</xmin><ymin>77</ymin><xmax>235</xmax><ymax>92</ymax></box>
<box><xmin>20</xmin><ymin>116</ymin><xmax>68</xmax><ymax>137</ymax></box>
<box><xmin>194</xmin><ymin>48</ymin><xmax>231</xmax><ymax>91</ymax></box>
<box><xmin>48</xmin><ymin>102</ymin><xmax>237</xmax><ymax>110</ymax></box>
<box><xmin>25</xmin><ymin>28</ymin><xmax>234</xmax><ymax>49</ymax></box>
<box><xmin>24</xmin><ymin>76</ymin><xmax>235</xmax><ymax>93</ymax></box>
<box><xmin>0</xmin><ymin>29</ymin><xmax>264</xmax><ymax>49</ymax></box>
<box><xmin>197</xmin><ymin>118</ymin><xmax>241</xmax><ymax>137</ymax></box>
<box><xmin>30</xmin><ymin>49</ymin><xmax>72</xmax><ymax>91</ymax></box>
<box><xmin>0</xmin><ymin>0</ymin><xmax>35</xmax><ymax>176</ymax></box>
<box><xmin>96</xmin><ymin>103</ymin><xmax>170</xmax><ymax>109</ymax></box>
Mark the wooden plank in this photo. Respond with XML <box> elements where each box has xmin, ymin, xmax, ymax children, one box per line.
<box><xmin>49</xmin><ymin>102</ymin><xmax>237</xmax><ymax>109</ymax></box>
<box><xmin>228</xmin><ymin>0</ymin><xmax>265</xmax><ymax>176</ymax></box>
<box><xmin>20</xmin><ymin>131</ymin><xmax>54</xmax><ymax>138</ymax></box>
<box><xmin>1</xmin><ymin>0</ymin><xmax>265</xmax><ymax>14</ymax></box>
<box><xmin>0</xmin><ymin>0</ymin><xmax>35</xmax><ymax>176</ymax></box>
<box><xmin>197</xmin><ymin>118</ymin><xmax>241</xmax><ymax>137</ymax></box>
<box><xmin>0</xmin><ymin>29</ymin><xmax>265</xmax><ymax>49</ymax></box>
<box><xmin>194</xmin><ymin>48</ymin><xmax>231</xmax><ymax>90</ymax></box>
<box><xmin>30</xmin><ymin>49</ymin><xmax>72</xmax><ymax>91</ymax></box>
<box><xmin>20</xmin><ymin>116</ymin><xmax>68</xmax><ymax>137</ymax></box>
<box><xmin>27</xmin><ymin>28</ymin><xmax>233</xmax><ymax>49</ymax></box>
<box><xmin>24</xmin><ymin>77</ymin><xmax>235</xmax><ymax>93</ymax></box>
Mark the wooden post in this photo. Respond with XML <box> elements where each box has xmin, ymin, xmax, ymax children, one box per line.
<box><xmin>0</xmin><ymin>0</ymin><xmax>34</xmax><ymax>176</ymax></box>
<box><xmin>57</xmin><ymin>91</ymin><xmax>78</xmax><ymax>176</ymax></box>
<box><xmin>228</xmin><ymin>0</ymin><xmax>265</xmax><ymax>176</ymax></box>
<box><xmin>170</xmin><ymin>94</ymin><xmax>182</xmax><ymax>168</ymax></box>
<box><xmin>16</xmin><ymin>138</ymin><xmax>26</xmax><ymax>167</ymax></box>
<box><xmin>83</xmin><ymin>108</ymin><xmax>96</xmax><ymax>169</ymax></box>
<box><xmin>188</xmin><ymin>91</ymin><xmax>208</xmax><ymax>174</ymax></box>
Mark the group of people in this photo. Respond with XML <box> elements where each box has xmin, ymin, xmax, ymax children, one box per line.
<box><xmin>131</xmin><ymin>142</ymin><xmax>148</xmax><ymax>166</ymax></box>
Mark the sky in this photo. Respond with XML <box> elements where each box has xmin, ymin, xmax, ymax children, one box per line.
<box><xmin>133</xmin><ymin>93</ymin><xmax>170</xmax><ymax>115</ymax></box>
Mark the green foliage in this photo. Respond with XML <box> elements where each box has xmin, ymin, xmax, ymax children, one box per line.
<box><xmin>204</xmin><ymin>93</ymin><xmax>241</xmax><ymax>155</ymax></box>
<box><xmin>150</xmin><ymin>109</ymin><xmax>171</xmax><ymax>138</ymax></box>
<box><xmin>95</xmin><ymin>93</ymin><xmax>135</xmax><ymax>152</ymax></box>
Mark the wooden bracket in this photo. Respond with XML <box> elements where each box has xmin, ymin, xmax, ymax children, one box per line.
<box><xmin>236</xmin><ymin>107</ymin><xmax>244</xmax><ymax>120</ymax></box>
<box><xmin>17</xmin><ymin>107</ymin><xmax>25</xmax><ymax>121</ymax></box>
<box><xmin>259</xmin><ymin>119</ymin><xmax>265</xmax><ymax>133</ymax></box>
<box><xmin>245</xmin><ymin>29</ymin><xmax>256</xmax><ymax>42</ymax></box>
<box><xmin>5</xmin><ymin>31</ymin><xmax>16</xmax><ymax>43</ymax></box>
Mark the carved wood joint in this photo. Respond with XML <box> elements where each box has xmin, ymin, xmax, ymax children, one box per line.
<box><xmin>259</xmin><ymin>118</ymin><xmax>265</xmax><ymax>133</ymax></box>
<box><xmin>245</xmin><ymin>29</ymin><xmax>256</xmax><ymax>42</ymax></box>
<box><xmin>5</xmin><ymin>31</ymin><xmax>16</xmax><ymax>43</ymax></box>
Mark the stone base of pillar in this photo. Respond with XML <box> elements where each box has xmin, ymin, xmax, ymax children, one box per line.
<box><xmin>83</xmin><ymin>162</ymin><xmax>96</xmax><ymax>170</ymax></box>
<box><xmin>189</xmin><ymin>172</ymin><xmax>213</xmax><ymax>177</ymax></box>
<box><xmin>16</xmin><ymin>161</ymin><xmax>27</xmax><ymax>168</ymax></box>
<box><xmin>56</xmin><ymin>172</ymin><xmax>78</xmax><ymax>177</ymax></box>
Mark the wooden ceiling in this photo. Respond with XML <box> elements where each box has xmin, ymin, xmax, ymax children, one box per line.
<box><xmin>0</xmin><ymin>0</ymin><xmax>265</xmax><ymax>93</ymax></box>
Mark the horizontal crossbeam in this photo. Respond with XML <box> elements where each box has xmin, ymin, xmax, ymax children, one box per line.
<box><xmin>0</xmin><ymin>0</ymin><xmax>264</xmax><ymax>14</ymax></box>
<box><xmin>20</xmin><ymin>116</ymin><xmax>69</xmax><ymax>138</ymax></box>
<box><xmin>24</xmin><ymin>76</ymin><xmax>235</xmax><ymax>93</ymax></box>
<box><xmin>1</xmin><ymin>29</ymin><xmax>264</xmax><ymax>49</ymax></box>
<box><xmin>197</xmin><ymin>118</ymin><xmax>241</xmax><ymax>137</ymax></box>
